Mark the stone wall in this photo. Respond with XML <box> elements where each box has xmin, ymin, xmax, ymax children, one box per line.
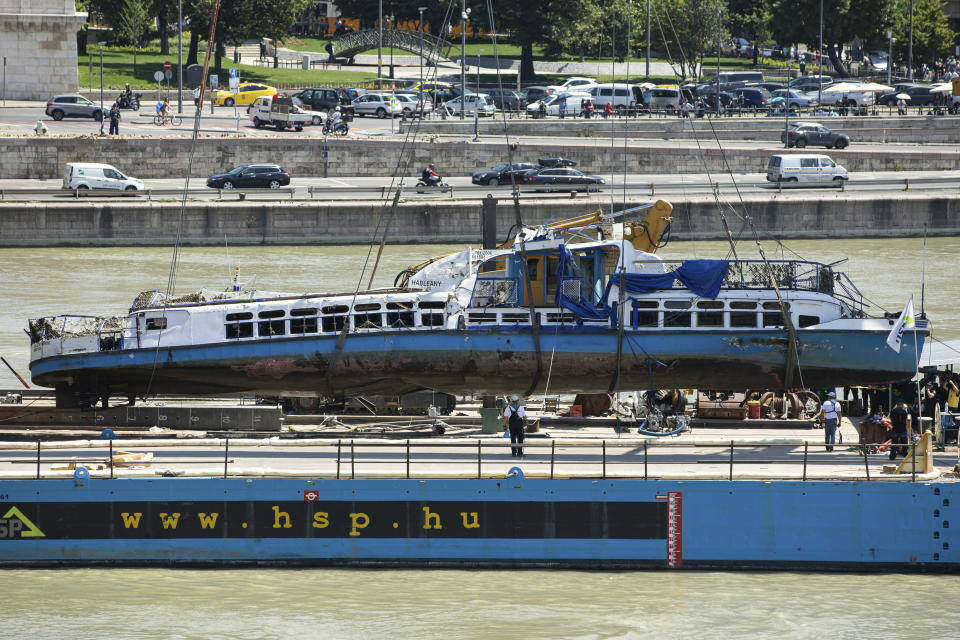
<box><xmin>0</xmin><ymin>1</ymin><xmax>87</xmax><ymax>100</ymax></box>
<box><xmin>1</xmin><ymin>193</ymin><xmax>956</xmax><ymax>247</ymax></box>
<box><xmin>3</xmin><ymin>136</ymin><xmax>958</xmax><ymax>181</ymax></box>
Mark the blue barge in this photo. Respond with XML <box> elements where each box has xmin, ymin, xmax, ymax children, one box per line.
<box><xmin>2</xmin><ymin>476</ymin><xmax>956</xmax><ymax>571</ymax></box>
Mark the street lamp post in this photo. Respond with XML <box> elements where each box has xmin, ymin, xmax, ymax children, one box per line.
<box><xmin>177</xmin><ymin>0</ymin><xmax>183</xmax><ymax>113</ymax></box>
<box><xmin>98</xmin><ymin>43</ymin><xmax>104</xmax><ymax>136</ymax></box>
<box><xmin>419</xmin><ymin>7</ymin><xmax>426</xmax><ymax>119</ymax></box>
<box><xmin>817</xmin><ymin>0</ymin><xmax>823</xmax><ymax>108</ymax></box>
<box><xmin>460</xmin><ymin>3</ymin><xmax>470</xmax><ymax>120</ymax></box>
<box><xmin>389</xmin><ymin>14</ymin><xmax>395</xmax><ymax>79</ymax></box>
<box><xmin>377</xmin><ymin>0</ymin><xmax>383</xmax><ymax>89</ymax></box>
<box><xmin>887</xmin><ymin>30</ymin><xmax>894</xmax><ymax>86</ymax></box>
<box><xmin>646</xmin><ymin>0</ymin><xmax>650</xmax><ymax>79</ymax></box>
<box><xmin>716</xmin><ymin>7</ymin><xmax>721</xmax><ymax>117</ymax></box>
<box><xmin>908</xmin><ymin>0</ymin><xmax>914</xmax><ymax>80</ymax></box>
<box><xmin>473</xmin><ymin>48</ymin><xmax>483</xmax><ymax>141</ymax></box>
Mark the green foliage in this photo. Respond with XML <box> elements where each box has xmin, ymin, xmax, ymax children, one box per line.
<box><xmin>116</xmin><ymin>0</ymin><xmax>151</xmax><ymax>47</ymax></box>
<box><xmin>891</xmin><ymin>0</ymin><xmax>954</xmax><ymax>69</ymax></box>
<box><xmin>650</xmin><ymin>0</ymin><xmax>726</xmax><ymax>80</ymax></box>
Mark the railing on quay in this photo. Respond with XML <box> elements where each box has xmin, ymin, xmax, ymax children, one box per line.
<box><xmin>2</xmin><ymin>437</ymin><xmax>935</xmax><ymax>483</ymax></box>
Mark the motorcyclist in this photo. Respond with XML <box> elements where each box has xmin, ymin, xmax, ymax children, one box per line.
<box><xmin>421</xmin><ymin>164</ymin><xmax>440</xmax><ymax>186</ymax></box>
<box><xmin>120</xmin><ymin>83</ymin><xmax>134</xmax><ymax>108</ymax></box>
<box><xmin>325</xmin><ymin>106</ymin><xmax>343</xmax><ymax>133</ymax></box>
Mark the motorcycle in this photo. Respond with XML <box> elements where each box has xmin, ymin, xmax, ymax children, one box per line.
<box><xmin>322</xmin><ymin>120</ymin><xmax>349</xmax><ymax>136</ymax></box>
<box><xmin>415</xmin><ymin>177</ymin><xmax>450</xmax><ymax>193</ymax></box>
<box><xmin>117</xmin><ymin>93</ymin><xmax>142</xmax><ymax>110</ymax></box>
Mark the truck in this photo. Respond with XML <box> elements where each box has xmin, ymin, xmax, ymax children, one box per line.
<box><xmin>248</xmin><ymin>96</ymin><xmax>322</xmax><ymax>131</ymax></box>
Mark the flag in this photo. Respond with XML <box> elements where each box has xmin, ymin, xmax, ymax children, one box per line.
<box><xmin>885</xmin><ymin>296</ymin><xmax>915</xmax><ymax>353</ymax></box>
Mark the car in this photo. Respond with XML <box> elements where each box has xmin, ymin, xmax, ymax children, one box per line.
<box><xmin>766</xmin><ymin>154</ymin><xmax>848</xmax><ymax>185</ymax></box>
<box><xmin>780</xmin><ymin>122</ymin><xmax>850</xmax><ymax>149</ymax></box>
<box><xmin>353</xmin><ymin>92</ymin><xmax>402</xmax><ymax>118</ymax></box>
<box><xmin>393</xmin><ymin>93</ymin><xmax>433</xmax><ymax>117</ymax></box>
<box><xmin>205</xmin><ymin>164</ymin><xmax>290</xmax><ymax>190</ymax></box>
<box><xmin>788</xmin><ymin>75</ymin><xmax>832</xmax><ymax>89</ymax></box>
<box><xmin>485</xmin><ymin>88</ymin><xmax>525</xmax><ymax>111</ymax></box>
<box><xmin>521</xmin><ymin>86</ymin><xmax>551</xmax><ymax>103</ymax></box>
<box><xmin>757</xmin><ymin>82</ymin><xmax>786</xmax><ymax>93</ymax></box>
<box><xmin>45</xmin><ymin>94</ymin><xmax>104</xmax><ymax>121</ymax></box>
<box><xmin>537</xmin><ymin>157</ymin><xmax>577</xmax><ymax>168</ymax></box>
<box><xmin>444</xmin><ymin>94</ymin><xmax>496</xmax><ymax>117</ymax></box>
<box><xmin>522</xmin><ymin>167</ymin><xmax>605</xmax><ymax>191</ymax></box>
<box><xmin>878</xmin><ymin>84</ymin><xmax>937</xmax><ymax>106</ymax></box>
<box><xmin>703</xmin><ymin>91</ymin><xmax>738</xmax><ymax>109</ymax></box>
<box><xmin>212</xmin><ymin>82</ymin><xmax>276</xmax><ymax>107</ymax></box>
<box><xmin>525</xmin><ymin>92</ymin><xmax>590</xmax><ymax>117</ymax></box>
<box><xmin>406</xmin><ymin>81</ymin><xmax>471</xmax><ymax>103</ymax></box>
<box><xmin>696</xmin><ymin>71</ymin><xmax>765</xmax><ymax>94</ymax></box>
<box><xmin>290</xmin><ymin>87</ymin><xmax>355</xmax><ymax>117</ymax></box>
<box><xmin>732</xmin><ymin>87</ymin><xmax>771</xmax><ymax>108</ymax></box>
<box><xmin>546</xmin><ymin>77</ymin><xmax>597</xmax><ymax>94</ymax></box>
<box><xmin>471</xmin><ymin>162</ymin><xmax>540</xmax><ymax>185</ymax></box>
<box><xmin>62</xmin><ymin>162</ymin><xmax>143</xmax><ymax>191</ymax></box>
<box><xmin>770</xmin><ymin>89</ymin><xmax>819</xmax><ymax>108</ymax></box>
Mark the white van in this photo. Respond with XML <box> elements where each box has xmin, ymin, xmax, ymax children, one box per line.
<box><xmin>587</xmin><ymin>83</ymin><xmax>645</xmax><ymax>110</ymax></box>
<box><xmin>766</xmin><ymin>154</ymin><xmax>848</xmax><ymax>185</ymax></box>
<box><xmin>63</xmin><ymin>163</ymin><xmax>144</xmax><ymax>191</ymax></box>
<box><xmin>646</xmin><ymin>87</ymin><xmax>682</xmax><ymax>111</ymax></box>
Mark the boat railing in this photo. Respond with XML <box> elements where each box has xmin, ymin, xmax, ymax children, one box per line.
<box><xmin>3</xmin><ymin>435</ymin><xmax>936</xmax><ymax>482</ymax></box>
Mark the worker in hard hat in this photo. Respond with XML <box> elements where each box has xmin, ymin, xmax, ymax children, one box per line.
<box><xmin>502</xmin><ymin>395</ymin><xmax>527</xmax><ymax>457</ymax></box>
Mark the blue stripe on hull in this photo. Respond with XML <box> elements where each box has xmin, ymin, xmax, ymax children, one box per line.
<box><xmin>31</xmin><ymin>328</ymin><xmax>925</xmax><ymax>393</ymax></box>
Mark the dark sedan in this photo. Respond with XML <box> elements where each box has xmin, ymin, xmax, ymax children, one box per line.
<box><xmin>206</xmin><ymin>164</ymin><xmax>290</xmax><ymax>189</ymax></box>
<box><xmin>877</xmin><ymin>84</ymin><xmax>937</xmax><ymax>106</ymax></box>
<box><xmin>485</xmin><ymin>88</ymin><xmax>526</xmax><ymax>111</ymax></box>
<box><xmin>522</xmin><ymin>168</ymin><xmax>605</xmax><ymax>191</ymax></box>
<box><xmin>472</xmin><ymin>162</ymin><xmax>540</xmax><ymax>185</ymax></box>
<box><xmin>732</xmin><ymin>87</ymin><xmax>771</xmax><ymax>108</ymax></box>
<box><xmin>780</xmin><ymin>122</ymin><xmax>850</xmax><ymax>149</ymax></box>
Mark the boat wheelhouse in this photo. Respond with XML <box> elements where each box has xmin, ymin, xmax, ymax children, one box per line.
<box><xmin>28</xmin><ymin>203</ymin><xmax>928</xmax><ymax>407</ymax></box>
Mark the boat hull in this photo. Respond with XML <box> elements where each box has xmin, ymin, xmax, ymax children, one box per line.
<box><xmin>31</xmin><ymin>327</ymin><xmax>926</xmax><ymax>399</ymax></box>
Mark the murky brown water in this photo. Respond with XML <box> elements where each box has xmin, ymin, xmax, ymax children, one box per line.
<box><xmin>0</xmin><ymin>238</ymin><xmax>956</xmax><ymax>389</ymax></box>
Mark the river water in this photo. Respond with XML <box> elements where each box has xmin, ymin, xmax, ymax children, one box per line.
<box><xmin>3</xmin><ymin>568</ymin><xmax>959</xmax><ymax>639</ymax></box>
<box><xmin>1</xmin><ymin>239</ymin><xmax>959</xmax><ymax>634</ymax></box>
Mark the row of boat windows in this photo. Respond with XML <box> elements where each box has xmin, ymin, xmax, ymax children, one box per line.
<box><xmin>221</xmin><ymin>300</ymin><xmax>446</xmax><ymax>323</ymax></box>
<box><xmin>638</xmin><ymin>300</ymin><xmax>790</xmax><ymax>310</ymax></box>
<box><xmin>466</xmin><ymin>310</ymin><xmax>820</xmax><ymax>329</ymax></box>
<box><xmin>224</xmin><ymin>310</ymin><xmax>447</xmax><ymax>339</ymax></box>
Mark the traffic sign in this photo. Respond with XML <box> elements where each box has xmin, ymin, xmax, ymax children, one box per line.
<box><xmin>153</xmin><ymin>70</ymin><xmax>164</xmax><ymax>82</ymax></box>
<box><xmin>229</xmin><ymin>68</ymin><xmax>238</xmax><ymax>78</ymax></box>
<box><xmin>164</xmin><ymin>70</ymin><xmax>172</xmax><ymax>81</ymax></box>
<box><xmin>228</xmin><ymin>77</ymin><xmax>239</xmax><ymax>91</ymax></box>
<box><xmin>163</xmin><ymin>60</ymin><xmax>171</xmax><ymax>71</ymax></box>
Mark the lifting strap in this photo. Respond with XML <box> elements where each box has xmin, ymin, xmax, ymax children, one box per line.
<box><xmin>512</xmin><ymin>191</ymin><xmax>543</xmax><ymax>397</ymax></box>
<box><xmin>608</xmin><ymin>272</ymin><xmax>626</xmax><ymax>393</ymax></box>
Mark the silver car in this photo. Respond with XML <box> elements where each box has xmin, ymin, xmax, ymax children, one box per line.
<box><xmin>45</xmin><ymin>94</ymin><xmax>105</xmax><ymax>121</ymax></box>
<box><xmin>394</xmin><ymin>93</ymin><xmax>434</xmax><ymax>117</ymax></box>
<box><xmin>353</xmin><ymin>93</ymin><xmax>402</xmax><ymax>118</ymax></box>
<box><xmin>444</xmin><ymin>94</ymin><xmax>496</xmax><ymax>117</ymax></box>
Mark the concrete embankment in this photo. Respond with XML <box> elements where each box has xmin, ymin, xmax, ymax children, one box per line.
<box><xmin>405</xmin><ymin>115</ymin><xmax>960</xmax><ymax>144</ymax></box>
<box><xmin>1</xmin><ymin>193</ymin><xmax>957</xmax><ymax>246</ymax></box>
<box><xmin>3</xmin><ymin>136</ymin><xmax>959</xmax><ymax>181</ymax></box>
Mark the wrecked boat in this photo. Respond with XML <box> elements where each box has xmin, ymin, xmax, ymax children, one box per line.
<box><xmin>27</xmin><ymin>201</ymin><xmax>928</xmax><ymax>407</ymax></box>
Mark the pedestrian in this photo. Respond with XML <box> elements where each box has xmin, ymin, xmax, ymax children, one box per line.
<box><xmin>889</xmin><ymin>400</ymin><xmax>909</xmax><ymax>460</ymax></box>
<box><xmin>946</xmin><ymin>375</ymin><xmax>960</xmax><ymax>414</ymax></box>
<box><xmin>502</xmin><ymin>395</ymin><xmax>527</xmax><ymax>457</ymax></box>
<box><xmin>584</xmin><ymin>99</ymin><xmax>593</xmax><ymax>119</ymax></box>
<box><xmin>896</xmin><ymin>97</ymin><xmax>906</xmax><ymax>116</ymax></box>
<box><xmin>538</xmin><ymin>100</ymin><xmax>546</xmax><ymax>119</ymax></box>
<box><xmin>558</xmin><ymin>96</ymin><xmax>566</xmax><ymax>119</ymax></box>
<box><xmin>821</xmin><ymin>391</ymin><xmax>841</xmax><ymax>452</ymax></box>
<box><xmin>194</xmin><ymin>85</ymin><xmax>201</xmax><ymax>108</ymax></box>
<box><xmin>604</xmin><ymin>102</ymin><xmax>612</xmax><ymax>119</ymax></box>
<box><xmin>108</xmin><ymin>99</ymin><xmax>121</xmax><ymax>135</ymax></box>
<box><xmin>681</xmin><ymin>99</ymin><xmax>691</xmax><ymax>118</ymax></box>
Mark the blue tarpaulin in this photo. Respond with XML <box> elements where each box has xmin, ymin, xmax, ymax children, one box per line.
<box><xmin>622</xmin><ymin>260</ymin><xmax>729</xmax><ymax>299</ymax></box>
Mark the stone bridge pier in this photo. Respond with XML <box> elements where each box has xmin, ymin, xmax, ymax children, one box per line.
<box><xmin>0</xmin><ymin>0</ymin><xmax>86</xmax><ymax>100</ymax></box>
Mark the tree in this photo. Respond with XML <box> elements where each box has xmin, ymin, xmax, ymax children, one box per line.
<box><xmin>483</xmin><ymin>0</ymin><xmax>582</xmax><ymax>80</ymax></box>
<box><xmin>892</xmin><ymin>0</ymin><xmax>953</xmax><ymax>74</ymax></box>
<box><xmin>651</xmin><ymin>0</ymin><xmax>725</xmax><ymax>80</ymax></box>
<box><xmin>250</xmin><ymin>0</ymin><xmax>311</xmax><ymax>67</ymax></box>
<box><xmin>116</xmin><ymin>0</ymin><xmax>151</xmax><ymax>75</ymax></box>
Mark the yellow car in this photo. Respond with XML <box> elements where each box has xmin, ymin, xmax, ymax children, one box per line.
<box><xmin>213</xmin><ymin>82</ymin><xmax>277</xmax><ymax>107</ymax></box>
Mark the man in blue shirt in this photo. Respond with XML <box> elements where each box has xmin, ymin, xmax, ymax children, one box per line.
<box><xmin>822</xmin><ymin>391</ymin><xmax>841</xmax><ymax>452</ymax></box>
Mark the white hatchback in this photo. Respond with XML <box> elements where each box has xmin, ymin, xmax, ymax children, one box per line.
<box><xmin>62</xmin><ymin>162</ymin><xmax>144</xmax><ymax>191</ymax></box>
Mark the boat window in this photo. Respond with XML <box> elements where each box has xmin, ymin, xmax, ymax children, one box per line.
<box><xmin>354</xmin><ymin>303</ymin><xmax>381</xmax><ymax>312</ymax></box>
<box><xmin>290</xmin><ymin>317</ymin><xmax>318</xmax><ymax>334</ymax></box>
<box><xmin>419</xmin><ymin>301</ymin><xmax>446</xmax><ymax>310</ymax></box>
<box><xmin>501</xmin><ymin>313</ymin><xmax>529</xmax><ymax>323</ymax></box>
<box><xmin>353</xmin><ymin>313</ymin><xmax>383</xmax><ymax>329</ymax></box>
<box><xmin>258</xmin><ymin>320</ymin><xmax>285</xmax><ymax>337</ymax></box>
<box><xmin>762</xmin><ymin>312</ymin><xmax>784</xmax><ymax>328</ymax></box>
<box><xmin>545</xmin><ymin>312</ymin><xmax>575</xmax><ymax>324</ymax></box>
<box><xmin>635</xmin><ymin>311</ymin><xmax>658</xmax><ymax>327</ymax></box>
<box><xmin>696</xmin><ymin>312</ymin><xmax>724</xmax><ymax>327</ymax></box>
<box><xmin>697</xmin><ymin>301</ymin><xmax>723</xmax><ymax>309</ymax></box>
<box><xmin>145</xmin><ymin>317</ymin><xmax>167</xmax><ymax>330</ymax></box>
<box><xmin>798</xmin><ymin>315</ymin><xmax>820</xmax><ymax>328</ymax></box>
<box><xmin>730</xmin><ymin>301</ymin><xmax>757</xmax><ymax>310</ymax></box>
<box><xmin>763</xmin><ymin>301</ymin><xmax>789</xmax><ymax>310</ymax></box>
<box><xmin>730</xmin><ymin>312</ymin><xmax>758</xmax><ymax>328</ymax></box>
<box><xmin>421</xmin><ymin>312</ymin><xmax>445</xmax><ymax>327</ymax></box>
<box><xmin>387</xmin><ymin>311</ymin><xmax>415</xmax><ymax>328</ymax></box>
<box><xmin>322</xmin><ymin>316</ymin><xmax>346</xmax><ymax>332</ymax></box>
<box><xmin>386</xmin><ymin>302</ymin><xmax>413</xmax><ymax>310</ymax></box>
<box><xmin>664</xmin><ymin>300</ymin><xmax>692</xmax><ymax>309</ymax></box>
<box><xmin>258</xmin><ymin>309</ymin><xmax>285</xmax><ymax>319</ymax></box>
<box><xmin>663</xmin><ymin>312</ymin><xmax>691</xmax><ymax>328</ymax></box>
<box><xmin>467</xmin><ymin>312</ymin><xmax>498</xmax><ymax>324</ymax></box>
<box><xmin>322</xmin><ymin>304</ymin><xmax>350</xmax><ymax>314</ymax></box>
<box><xmin>290</xmin><ymin>307</ymin><xmax>319</xmax><ymax>317</ymax></box>
<box><xmin>225</xmin><ymin>322</ymin><xmax>254</xmax><ymax>339</ymax></box>
<box><xmin>634</xmin><ymin>300</ymin><xmax>658</xmax><ymax>309</ymax></box>
<box><xmin>225</xmin><ymin>312</ymin><xmax>253</xmax><ymax>321</ymax></box>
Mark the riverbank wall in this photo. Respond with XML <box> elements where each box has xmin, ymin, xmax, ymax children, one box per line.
<box><xmin>1</xmin><ymin>192</ymin><xmax>957</xmax><ymax>246</ymax></box>
<box><xmin>3</xmin><ymin>136</ymin><xmax>959</xmax><ymax>181</ymax></box>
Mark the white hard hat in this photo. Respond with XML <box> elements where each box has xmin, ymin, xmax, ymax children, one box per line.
<box><xmin>511</xmin><ymin>395</ymin><xmax>520</xmax><ymax>401</ymax></box>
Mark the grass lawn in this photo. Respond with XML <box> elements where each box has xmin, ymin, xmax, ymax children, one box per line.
<box><xmin>77</xmin><ymin>47</ymin><xmax>377</xmax><ymax>91</ymax></box>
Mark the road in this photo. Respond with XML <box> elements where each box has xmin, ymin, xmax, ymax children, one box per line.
<box><xmin>2</xmin><ymin>170</ymin><xmax>959</xmax><ymax>203</ymax></box>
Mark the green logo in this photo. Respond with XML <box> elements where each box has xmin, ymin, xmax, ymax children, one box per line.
<box><xmin>1</xmin><ymin>506</ymin><xmax>45</xmax><ymax>538</ymax></box>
